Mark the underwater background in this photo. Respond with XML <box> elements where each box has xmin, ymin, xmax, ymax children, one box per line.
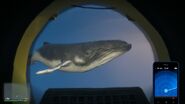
<box><xmin>28</xmin><ymin>5</ymin><xmax>155</xmax><ymax>104</ymax></box>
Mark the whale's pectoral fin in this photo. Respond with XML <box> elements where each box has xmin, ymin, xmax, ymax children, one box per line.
<box><xmin>61</xmin><ymin>60</ymin><xmax>72</xmax><ymax>67</ymax></box>
<box><xmin>36</xmin><ymin>60</ymin><xmax>72</xmax><ymax>75</ymax></box>
<box><xmin>36</xmin><ymin>69</ymin><xmax>55</xmax><ymax>75</ymax></box>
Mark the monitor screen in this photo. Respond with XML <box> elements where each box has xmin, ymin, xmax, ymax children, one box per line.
<box><xmin>28</xmin><ymin>5</ymin><xmax>155</xmax><ymax>104</ymax></box>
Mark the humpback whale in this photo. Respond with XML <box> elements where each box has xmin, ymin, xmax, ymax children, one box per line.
<box><xmin>30</xmin><ymin>40</ymin><xmax>131</xmax><ymax>74</ymax></box>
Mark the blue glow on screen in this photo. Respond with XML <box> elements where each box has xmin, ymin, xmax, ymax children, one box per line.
<box><xmin>155</xmin><ymin>70</ymin><xmax>177</xmax><ymax>97</ymax></box>
<box><xmin>28</xmin><ymin>5</ymin><xmax>155</xmax><ymax>104</ymax></box>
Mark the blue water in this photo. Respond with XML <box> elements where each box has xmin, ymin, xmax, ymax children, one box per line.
<box><xmin>28</xmin><ymin>5</ymin><xmax>154</xmax><ymax>104</ymax></box>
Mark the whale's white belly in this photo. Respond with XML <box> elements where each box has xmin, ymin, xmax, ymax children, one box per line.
<box><xmin>60</xmin><ymin>52</ymin><xmax>123</xmax><ymax>72</ymax></box>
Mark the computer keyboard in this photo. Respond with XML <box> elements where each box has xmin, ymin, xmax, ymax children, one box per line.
<box><xmin>40</xmin><ymin>87</ymin><xmax>149</xmax><ymax>104</ymax></box>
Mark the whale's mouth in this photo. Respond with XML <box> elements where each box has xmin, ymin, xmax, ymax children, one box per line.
<box><xmin>91</xmin><ymin>49</ymin><xmax>124</xmax><ymax>66</ymax></box>
<box><xmin>127</xmin><ymin>44</ymin><xmax>132</xmax><ymax>51</ymax></box>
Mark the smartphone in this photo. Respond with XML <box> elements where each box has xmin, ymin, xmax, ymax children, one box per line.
<box><xmin>153</xmin><ymin>62</ymin><xmax>179</xmax><ymax>104</ymax></box>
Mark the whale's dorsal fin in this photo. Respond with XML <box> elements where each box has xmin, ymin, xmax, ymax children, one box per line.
<box><xmin>43</xmin><ymin>42</ymin><xmax>50</xmax><ymax>45</ymax></box>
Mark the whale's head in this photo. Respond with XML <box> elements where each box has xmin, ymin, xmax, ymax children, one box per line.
<box><xmin>81</xmin><ymin>40</ymin><xmax>132</xmax><ymax>67</ymax></box>
<box><xmin>98</xmin><ymin>40</ymin><xmax>131</xmax><ymax>53</ymax></box>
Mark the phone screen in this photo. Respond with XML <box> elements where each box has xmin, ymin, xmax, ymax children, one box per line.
<box><xmin>153</xmin><ymin>62</ymin><xmax>179</xmax><ymax>104</ymax></box>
